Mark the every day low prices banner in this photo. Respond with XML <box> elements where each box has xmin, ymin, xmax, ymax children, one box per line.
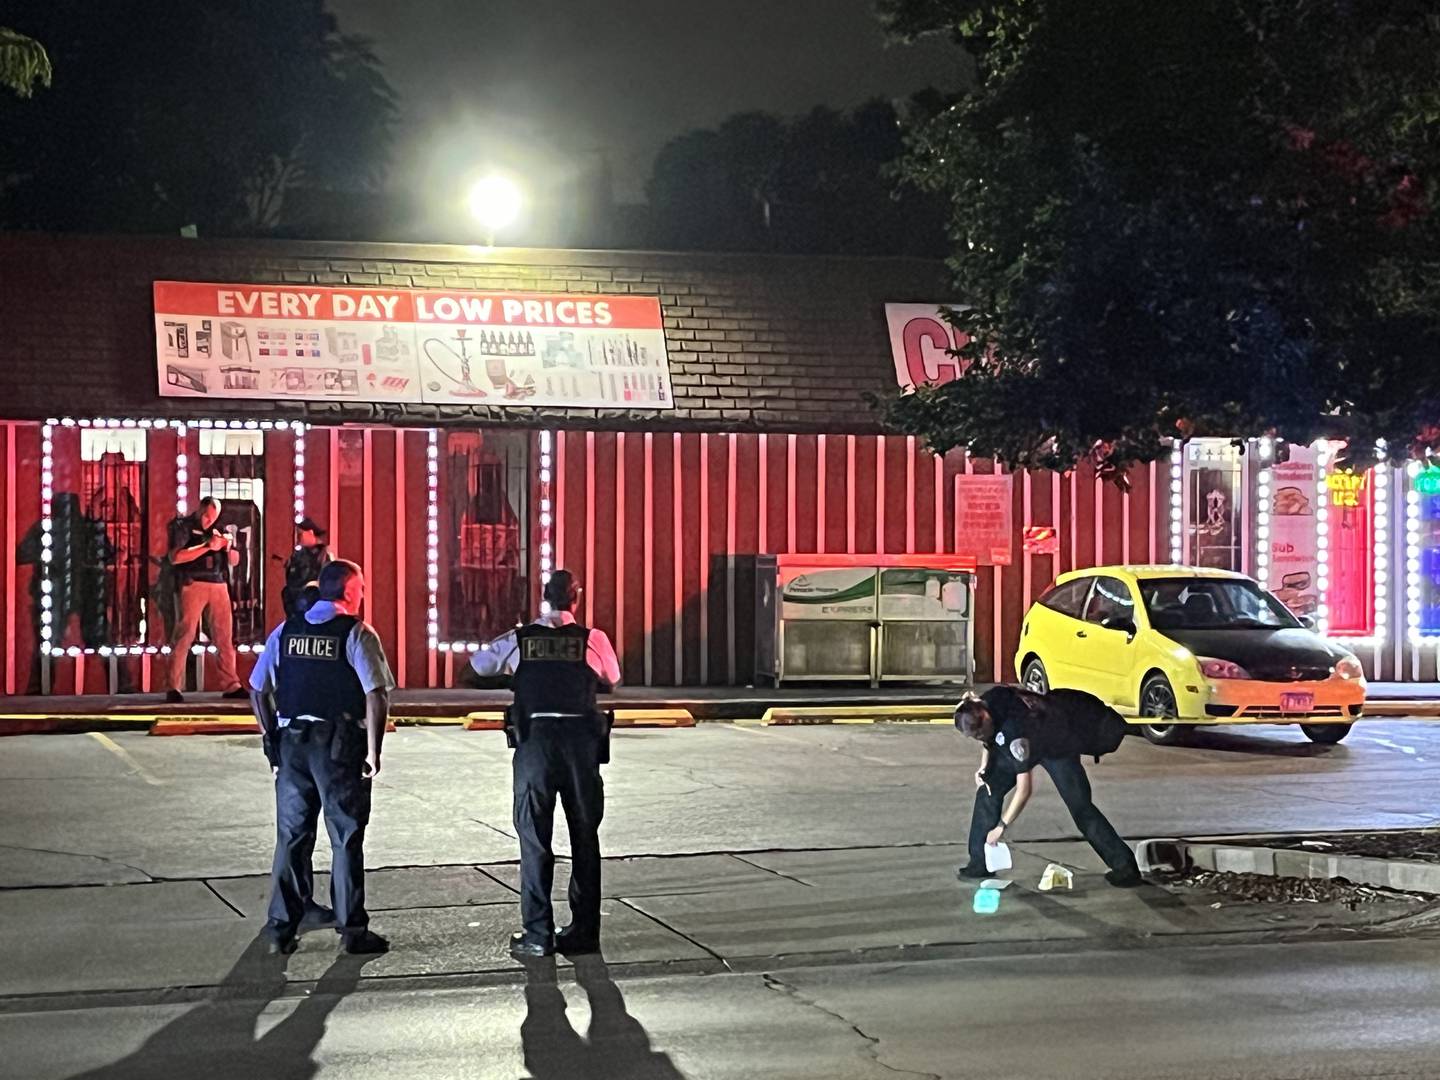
<box><xmin>154</xmin><ymin>281</ymin><xmax>674</xmax><ymax>409</ymax></box>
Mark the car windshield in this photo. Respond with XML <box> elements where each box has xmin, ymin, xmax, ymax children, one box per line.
<box><xmin>1139</xmin><ymin>578</ymin><xmax>1301</xmax><ymax>631</ymax></box>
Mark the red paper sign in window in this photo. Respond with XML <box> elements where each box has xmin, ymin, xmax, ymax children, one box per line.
<box><xmin>1325</xmin><ymin>471</ymin><xmax>1375</xmax><ymax>636</ymax></box>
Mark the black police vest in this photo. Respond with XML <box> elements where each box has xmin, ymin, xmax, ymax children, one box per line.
<box><xmin>512</xmin><ymin>622</ymin><xmax>598</xmax><ymax>717</ymax></box>
<box><xmin>275</xmin><ymin>614</ymin><xmax>366</xmax><ymax>722</ymax></box>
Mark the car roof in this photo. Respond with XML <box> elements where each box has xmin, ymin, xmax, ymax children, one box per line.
<box><xmin>1054</xmin><ymin>565</ymin><xmax>1254</xmax><ymax>585</ymax></box>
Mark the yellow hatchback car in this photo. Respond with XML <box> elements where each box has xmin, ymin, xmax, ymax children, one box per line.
<box><xmin>1014</xmin><ymin>566</ymin><xmax>1367</xmax><ymax>745</ymax></box>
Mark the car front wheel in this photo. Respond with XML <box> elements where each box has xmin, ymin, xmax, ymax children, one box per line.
<box><xmin>1022</xmin><ymin>658</ymin><xmax>1049</xmax><ymax>694</ymax></box>
<box><xmin>1139</xmin><ymin>674</ymin><xmax>1186</xmax><ymax>746</ymax></box>
<box><xmin>1301</xmin><ymin>723</ymin><xmax>1352</xmax><ymax>745</ymax></box>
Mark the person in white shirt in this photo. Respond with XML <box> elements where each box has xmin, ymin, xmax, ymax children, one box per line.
<box><xmin>469</xmin><ymin>570</ymin><xmax>621</xmax><ymax>959</ymax></box>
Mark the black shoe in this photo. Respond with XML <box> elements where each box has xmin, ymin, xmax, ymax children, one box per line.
<box><xmin>300</xmin><ymin>903</ymin><xmax>336</xmax><ymax>931</ymax></box>
<box><xmin>509</xmin><ymin>931</ymin><xmax>554</xmax><ymax>958</ymax></box>
<box><xmin>221</xmin><ymin>687</ymin><xmax>249</xmax><ymax>700</ymax></box>
<box><xmin>341</xmin><ymin>929</ymin><xmax>390</xmax><ymax>954</ymax></box>
<box><xmin>956</xmin><ymin>864</ymin><xmax>988</xmax><ymax>881</ymax></box>
<box><xmin>266</xmin><ymin>934</ymin><xmax>297</xmax><ymax>956</ymax></box>
<box><xmin>1106</xmin><ymin>868</ymin><xmax>1144</xmax><ymax>888</ymax></box>
<box><xmin>555</xmin><ymin>927</ymin><xmax>601</xmax><ymax>955</ymax></box>
<box><xmin>165</xmin><ymin>689</ymin><xmax>184</xmax><ymax>705</ymax></box>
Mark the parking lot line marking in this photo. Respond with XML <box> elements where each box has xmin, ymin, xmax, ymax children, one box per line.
<box><xmin>88</xmin><ymin>731</ymin><xmax>163</xmax><ymax>786</ymax></box>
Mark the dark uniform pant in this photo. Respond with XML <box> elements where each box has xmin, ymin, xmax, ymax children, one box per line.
<box><xmin>968</xmin><ymin>755</ymin><xmax>1138</xmax><ymax>875</ymax></box>
<box><xmin>266</xmin><ymin>724</ymin><xmax>372</xmax><ymax>938</ymax></box>
<box><xmin>513</xmin><ymin>718</ymin><xmax>605</xmax><ymax>943</ymax></box>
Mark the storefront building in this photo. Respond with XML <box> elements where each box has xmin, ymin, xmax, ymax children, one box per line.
<box><xmin>0</xmin><ymin>234</ymin><xmax>1433</xmax><ymax>696</ymax></box>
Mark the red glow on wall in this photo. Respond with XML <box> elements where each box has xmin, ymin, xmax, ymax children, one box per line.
<box><xmin>1326</xmin><ymin>471</ymin><xmax>1375</xmax><ymax>636</ymax></box>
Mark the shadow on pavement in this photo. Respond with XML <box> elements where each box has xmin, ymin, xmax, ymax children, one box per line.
<box><xmin>521</xmin><ymin>953</ymin><xmax>686</xmax><ymax>1079</ymax></box>
<box><xmin>1169</xmin><ymin>729</ymin><xmax>1344</xmax><ymax>758</ymax></box>
<box><xmin>66</xmin><ymin>932</ymin><xmax>377</xmax><ymax>1080</ymax></box>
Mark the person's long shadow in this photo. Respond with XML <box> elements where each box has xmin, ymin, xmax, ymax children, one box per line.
<box><xmin>67</xmin><ymin>932</ymin><xmax>377</xmax><ymax>1080</ymax></box>
<box><xmin>520</xmin><ymin>953</ymin><xmax>686</xmax><ymax>1080</ymax></box>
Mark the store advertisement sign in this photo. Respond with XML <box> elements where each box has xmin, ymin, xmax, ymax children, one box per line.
<box><xmin>878</xmin><ymin>569</ymin><xmax>971</xmax><ymax>621</ymax></box>
<box><xmin>954</xmin><ymin>474</ymin><xmax>1014</xmax><ymax>566</ymax></box>
<box><xmin>885</xmin><ymin>304</ymin><xmax>969</xmax><ymax>392</ymax></box>
<box><xmin>1326</xmin><ymin>468</ymin><xmax>1375</xmax><ymax>636</ymax></box>
<box><xmin>779</xmin><ymin>567</ymin><xmax>877</xmax><ymax>620</ymax></box>
<box><xmin>1269</xmin><ymin>448</ymin><xmax>1319</xmax><ymax>617</ymax></box>
<box><xmin>154</xmin><ymin>281</ymin><xmax>673</xmax><ymax>409</ymax></box>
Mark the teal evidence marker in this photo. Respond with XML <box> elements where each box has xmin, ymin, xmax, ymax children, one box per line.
<box><xmin>973</xmin><ymin>887</ymin><xmax>1001</xmax><ymax>915</ymax></box>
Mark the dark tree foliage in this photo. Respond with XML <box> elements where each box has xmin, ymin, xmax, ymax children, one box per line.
<box><xmin>0</xmin><ymin>1</ymin><xmax>396</xmax><ymax>236</ymax></box>
<box><xmin>874</xmin><ymin>0</ymin><xmax>1440</xmax><ymax>480</ymax></box>
<box><xmin>646</xmin><ymin>98</ymin><xmax>947</xmax><ymax>256</ymax></box>
<box><xmin>0</xmin><ymin>26</ymin><xmax>51</xmax><ymax>97</ymax></box>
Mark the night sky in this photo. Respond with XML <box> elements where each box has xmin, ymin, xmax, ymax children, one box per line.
<box><xmin>332</xmin><ymin>0</ymin><xmax>963</xmax><ymax>204</ymax></box>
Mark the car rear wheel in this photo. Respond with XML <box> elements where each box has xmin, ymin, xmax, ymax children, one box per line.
<box><xmin>1301</xmin><ymin>723</ymin><xmax>1352</xmax><ymax>745</ymax></box>
<box><xmin>1139</xmin><ymin>675</ymin><xmax>1186</xmax><ymax>746</ymax></box>
<box><xmin>1022</xmin><ymin>658</ymin><xmax>1049</xmax><ymax>694</ymax></box>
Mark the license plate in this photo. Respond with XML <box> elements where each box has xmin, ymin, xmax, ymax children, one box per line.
<box><xmin>1280</xmin><ymin>692</ymin><xmax>1315</xmax><ymax>714</ymax></box>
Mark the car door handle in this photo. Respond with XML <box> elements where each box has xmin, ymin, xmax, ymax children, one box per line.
<box><xmin>1076</xmin><ymin>630</ymin><xmax>1088</xmax><ymax>638</ymax></box>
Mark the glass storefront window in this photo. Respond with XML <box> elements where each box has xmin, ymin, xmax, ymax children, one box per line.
<box><xmin>442</xmin><ymin>430</ymin><xmax>530</xmax><ymax>642</ymax></box>
<box><xmin>1184</xmin><ymin>440</ymin><xmax>1246</xmax><ymax>572</ymax></box>
<box><xmin>1412</xmin><ymin>465</ymin><xmax>1440</xmax><ymax>638</ymax></box>
<box><xmin>198</xmin><ymin>429</ymin><xmax>267</xmax><ymax>643</ymax></box>
<box><xmin>76</xmin><ymin>430</ymin><xmax>148</xmax><ymax>647</ymax></box>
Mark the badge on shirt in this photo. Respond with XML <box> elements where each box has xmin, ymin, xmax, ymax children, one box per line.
<box><xmin>1009</xmin><ymin>737</ymin><xmax>1031</xmax><ymax>762</ymax></box>
<box><xmin>995</xmin><ymin>732</ymin><xmax>1007</xmax><ymax>746</ymax></box>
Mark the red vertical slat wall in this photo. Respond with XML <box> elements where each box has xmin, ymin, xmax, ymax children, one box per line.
<box><xmin>554</xmin><ymin>431</ymin><xmax>1169</xmax><ymax>686</ymax></box>
<box><xmin>296</xmin><ymin>425</ymin><xmax>425</xmax><ymax>688</ymax></box>
<box><xmin>0</xmin><ymin>423</ymin><xmax>42</xmax><ymax>695</ymax></box>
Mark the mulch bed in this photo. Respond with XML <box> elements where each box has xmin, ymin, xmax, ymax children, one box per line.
<box><xmin>1254</xmin><ymin>830</ymin><xmax>1440</xmax><ymax>864</ymax></box>
<box><xmin>1158</xmin><ymin>869</ymin><xmax>1427</xmax><ymax>907</ymax></box>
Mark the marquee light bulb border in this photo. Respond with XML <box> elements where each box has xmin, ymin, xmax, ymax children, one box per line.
<box><xmin>424</xmin><ymin>428</ymin><xmax>556</xmax><ymax>653</ymax></box>
<box><xmin>39</xmin><ymin>417</ymin><xmax>306</xmax><ymax>659</ymax></box>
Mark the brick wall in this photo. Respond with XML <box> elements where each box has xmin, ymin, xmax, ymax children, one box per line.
<box><xmin>0</xmin><ymin>233</ymin><xmax>948</xmax><ymax>432</ymax></box>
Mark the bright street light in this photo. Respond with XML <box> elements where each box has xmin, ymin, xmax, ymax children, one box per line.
<box><xmin>467</xmin><ymin>175</ymin><xmax>523</xmax><ymax>245</ymax></box>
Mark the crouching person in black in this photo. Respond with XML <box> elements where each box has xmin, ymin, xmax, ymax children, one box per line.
<box><xmin>954</xmin><ymin>685</ymin><xmax>1141</xmax><ymax>888</ymax></box>
<box><xmin>250</xmin><ymin>559</ymin><xmax>395</xmax><ymax>955</ymax></box>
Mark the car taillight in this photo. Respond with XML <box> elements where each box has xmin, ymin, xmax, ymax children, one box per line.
<box><xmin>1199</xmin><ymin>658</ymin><xmax>1251</xmax><ymax>680</ymax></box>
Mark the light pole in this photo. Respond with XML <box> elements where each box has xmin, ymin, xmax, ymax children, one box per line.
<box><xmin>468</xmin><ymin>175</ymin><xmax>523</xmax><ymax>247</ymax></box>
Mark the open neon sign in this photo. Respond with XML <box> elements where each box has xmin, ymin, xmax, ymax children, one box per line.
<box><xmin>1319</xmin><ymin>469</ymin><xmax>1376</xmax><ymax>639</ymax></box>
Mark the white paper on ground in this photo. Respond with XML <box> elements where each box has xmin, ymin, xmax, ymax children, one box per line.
<box><xmin>984</xmin><ymin>842</ymin><xmax>1013</xmax><ymax>873</ymax></box>
<box><xmin>980</xmin><ymin>878</ymin><xmax>1013</xmax><ymax>890</ymax></box>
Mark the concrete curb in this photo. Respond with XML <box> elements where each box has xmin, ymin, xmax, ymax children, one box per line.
<box><xmin>1136</xmin><ymin>838</ymin><xmax>1440</xmax><ymax>895</ymax></box>
<box><xmin>760</xmin><ymin>705</ymin><xmax>953</xmax><ymax>726</ymax></box>
<box><xmin>463</xmin><ymin>709</ymin><xmax>695</xmax><ymax>731</ymax></box>
<box><xmin>2</xmin><ymin>708</ymin><xmax>695</xmax><ymax>737</ymax></box>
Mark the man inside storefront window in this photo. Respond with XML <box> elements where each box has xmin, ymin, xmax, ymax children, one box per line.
<box><xmin>467</xmin><ymin>570</ymin><xmax>622</xmax><ymax>958</ymax></box>
<box><xmin>165</xmin><ymin>496</ymin><xmax>245</xmax><ymax>704</ymax></box>
<box><xmin>282</xmin><ymin>518</ymin><xmax>332</xmax><ymax>618</ymax></box>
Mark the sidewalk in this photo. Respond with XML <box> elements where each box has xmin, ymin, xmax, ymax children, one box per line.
<box><xmin>0</xmin><ymin>840</ymin><xmax>1418</xmax><ymax>1009</ymax></box>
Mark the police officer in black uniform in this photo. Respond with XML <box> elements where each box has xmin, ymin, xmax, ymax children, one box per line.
<box><xmin>470</xmin><ymin>570</ymin><xmax>622</xmax><ymax>958</ymax></box>
<box><xmin>249</xmin><ymin>559</ymin><xmax>394</xmax><ymax>955</ymax></box>
<box><xmin>954</xmin><ymin>685</ymin><xmax>1141</xmax><ymax>887</ymax></box>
